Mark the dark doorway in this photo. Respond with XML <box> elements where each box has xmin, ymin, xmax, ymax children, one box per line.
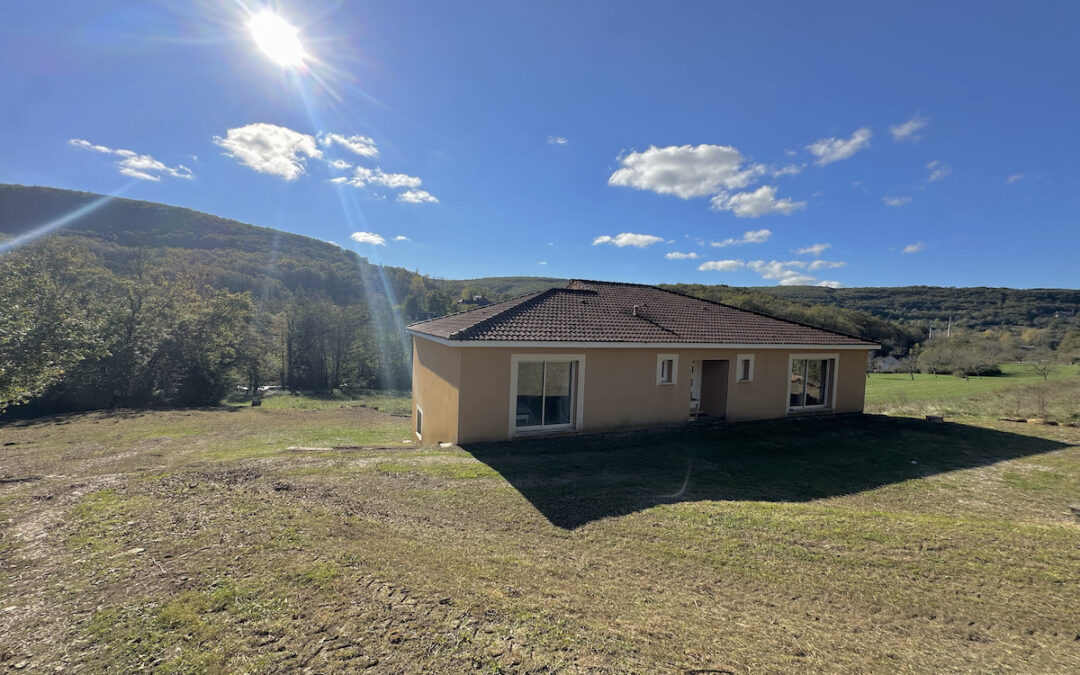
<box><xmin>699</xmin><ymin>359</ymin><xmax>729</xmax><ymax>420</ymax></box>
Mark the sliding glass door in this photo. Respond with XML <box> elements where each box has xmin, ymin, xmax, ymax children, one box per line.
<box><xmin>789</xmin><ymin>357</ymin><xmax>834</xmax><ymax>411</ymax></box>
<box><xmin>516</xmin><ymin>360</ymin><xmax>575</xmax><ymax>430</ymax></box>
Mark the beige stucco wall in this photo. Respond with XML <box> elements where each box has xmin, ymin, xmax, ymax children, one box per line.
<box><xmin>411</xmin><ymin>336</ymin><xmax>874</xmax><ymax>444</ymax></box>
<box><xmin>411</xmin><ymin>337</ymin><xmax>461</xmax><ymax>444</ymax></box>
<box><xmin>456</xmin><ymin>347</ymin><xmax>694</xmax><ymax>443</ymax></box>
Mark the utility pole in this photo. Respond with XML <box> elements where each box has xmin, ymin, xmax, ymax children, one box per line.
<box><xmin>947</xmin><ymin>316</ymin><xmax>952</xmax><ymax>339</ymax></box>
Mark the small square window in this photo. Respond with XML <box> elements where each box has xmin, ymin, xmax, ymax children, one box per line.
<box><xmin>736</xmin><ymin>354</ymin><xmax>754</xmax><ymax>382</ymax></box>
<box><xmin>656</xmin><ymin>354</ymin><xmax>678</xmax><ymax>385</ymax></box>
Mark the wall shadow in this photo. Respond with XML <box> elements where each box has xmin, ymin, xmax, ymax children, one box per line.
<box><xmin>461</xmin><ymin>415</ymin><xmax>1071</xmax><ymax>529</ymax></box>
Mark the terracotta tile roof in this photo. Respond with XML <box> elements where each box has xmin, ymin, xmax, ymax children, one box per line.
<box><xmin>407</xmin><ymin>280</ymin><xmax>877</xmax><ymax>346</ymax></box>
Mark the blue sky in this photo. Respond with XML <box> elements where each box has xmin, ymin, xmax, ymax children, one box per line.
<box><xmin>2</xmin><ymin>1</ymin><xmax>1078</xmax><ymax>289</ymax></box>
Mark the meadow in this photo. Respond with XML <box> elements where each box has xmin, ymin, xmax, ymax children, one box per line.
<box><xmin>1</xmin><ymin>381</ymin><xmax>1078</xmax><ymax>673</ymax></box>
<box><xmin>866</xmin><ymin>363</ymin><xmax>1079</xmax><ymax>422</ymax></box>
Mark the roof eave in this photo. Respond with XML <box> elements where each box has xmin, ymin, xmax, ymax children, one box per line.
<box><xmin>406</xmin><ymin>330</ymin><xmax>879</xmax><ymax>350</ymax></box>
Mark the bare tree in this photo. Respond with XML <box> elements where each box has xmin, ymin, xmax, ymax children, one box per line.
<box><xmin>896</xmin><ymin>355</ymin><xmax>920</xmax><ymax>381</ymax></box>
<box><xmin>1025</xmin><ymin>349</ymin><xmax>1056</xmax><ymax>382</ymax></box>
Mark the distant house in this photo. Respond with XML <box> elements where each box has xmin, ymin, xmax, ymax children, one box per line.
<box><xmin>457</xmin><ymin>295</ymin><xmax>492</xmax><ymax>307</ymax></box>
<box><xmin>406</xmin><ymin>280</ymin><xmax>879</xmax><ymax>444</ymax></box>
<box><xmin>875</xmin><ymin>355</ymin><xmax>901</xmax><ymax>372</ymax></box>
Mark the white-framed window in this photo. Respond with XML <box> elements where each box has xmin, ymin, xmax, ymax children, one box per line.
<box><xmin>656</xmin><ymin>354</ymin><xmax>678</xmax><ymax>385</ymax></box>
<box><xmin>509</xmin><ymin>354</ymin><xmax>586</xmax><ymax>436</ymax></box>
<box><xmin>415</xmin><ymin>406</ymin><xmax>423</xmax><ymax>440</ymax></box>
<box><xmin>787</xmin><ymin>354</ymin><xmax>838</xmax><ymax>412</ymax></box>
<box><xmin>736</xmin><ymin>354</ymin><xmax>755</xmax><ymax>382</ymax></box>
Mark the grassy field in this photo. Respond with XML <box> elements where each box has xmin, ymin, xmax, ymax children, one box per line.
<box><xmin>866</xmin><ymin>363</ymin><xmax>1080</xmax><ymax>422</ymax></box>
<box><xmin>1</xmin><ymin>395</ymin><xmax>1079</xmax><ymax>673</ymax></box>
<box><xmin>866</xmin><ymin>362</ymin><xmax>1078</xmax><ymax>404</ymax></box>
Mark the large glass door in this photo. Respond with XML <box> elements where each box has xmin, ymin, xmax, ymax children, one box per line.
<box><xmin>516</xmin><ymin>360</ymin><xmax>575</xmax><ymax>430</ymax></box>
<box><xmin>789</xmin><ymin>357</ymin><xmax>833</xmax><ymax>411</ymax></box>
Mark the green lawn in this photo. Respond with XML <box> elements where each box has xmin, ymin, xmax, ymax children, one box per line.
<box><xmin>866</xmin><ymin>362</ymin><xmax>1078</xmax><ymax>404</ymax></box>
<box><xmin>1</xmin><ymin>397</ymin><xmax>1078</xmax><ymax>673</ymax></box>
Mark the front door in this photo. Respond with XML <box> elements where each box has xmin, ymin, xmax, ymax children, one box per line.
<box><xmin>699</xmin><ymin>359</ymin><xmax>730</xmax><ymax>420</ymax></box>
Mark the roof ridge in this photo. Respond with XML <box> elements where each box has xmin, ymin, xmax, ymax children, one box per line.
<box><xmin>566</xmin><ymin>278</ymin><xmax>660</xmax><ymax>290</ymax></box>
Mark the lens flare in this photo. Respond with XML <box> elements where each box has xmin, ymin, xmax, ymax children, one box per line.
<box><xmin>249</xmin><ymin>10</ymin><xmax>304</xmax><ymax>67</ymax></box>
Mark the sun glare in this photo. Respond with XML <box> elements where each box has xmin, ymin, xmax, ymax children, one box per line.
<box><xmin>249</xmin><ymin>10</ymin><xmax>304</xmax><ymax>67</ymax></box>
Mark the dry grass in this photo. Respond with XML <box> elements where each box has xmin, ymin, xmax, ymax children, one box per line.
<box><xmin>1</xmin><ymin>400</ymin><xmax>1078</xmax><ymax>673</ymax></box>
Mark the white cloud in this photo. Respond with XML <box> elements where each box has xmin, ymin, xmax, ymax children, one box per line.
<box><xmin>327</xmin><ymin>176</ymin><xmax>348</xmax><ymax>184</ymax></box>
<box><xmin>711</xmin><ymin>228</ymin><xmax>772</xmax><ymax>247</ymax></box>
<box><xmin>608</xmin><ymin>144</ymin><xmax>766</xmax><ymax>199</ymax></box>
<box><xmin>665</xmin><ymin>251</ymin><xmax>700</xmax><ymax>260</ymax></box>
<box><xmin>1006</xmin><ymin>173</ymin><xmax>1024</xmax><ymax>184</ymax></box>
<box><xmin>889</xmin><ymin>114</ymin><xmax>928</xmax><ymax>142</ymax></box>
<box><xmin>351</xmin><ymin>166</ymin><xmax>422</xmax><ymax>189</ymax></box>
<box><xmin>214</xmin><ymin>123</ymin><xmax>322</xmax><ymax>180</ymax></box>
<box><xmin>747</xmin><ymin>259</ymin><xmax>806</xmax><ymax>281</ymax></box>
<box><xmin>806</xmin><ymin>127</ymin><xmax>872</xmax><ymax>165</ymax></box>
<box><xmin>795</xmin><ymin>243</ymin><xmax>830</xmax><ymax>256</ymax></box>
<box><xmin>398</xmin><ymin>189</ymin><xmax>438</xmax><ymax>204</ymax></box>
<box><xmin>547</xmin><ymin>136</ymin><xmax>568</xmax><ymax>145</ymax></box>
<box><xmin>327</xmin><ymin>158</ymin><xmax>352</xmax><ymax>170</ymax></box>
<box><xmin>817</xmin><ymin>280</ymin><xmax>844</xmax><ymax>288</ymax></box>
<box><xmin>883</xmin><ymin>196</ymin><xmax>912</xmax><ymax>207</ymax></box>
<box><xmin>350</xmin><ymin>231</ymin><xmax>386</xmax><ymax>246</ymax></box>
<box><xmin>592</xmin><ymin>232</ymin><xmax>664</xmax><ymax>248</ymax></box>
<box><xmin>772</xmin><ymin>163</ymin><xmax>805</xmax><ymax>177</ymax></box>
<box><xmin>926</xmin><ymin>160</ymin><xmax>951</xmax><ymax>182</ymax></box>
<box><xmin>744</xmin><ymin>259</ymin><xmax>844</xmax><ymax>286</ymax></box>
<box><xmin>777</xmin><ymin>275</ymin><xmax>818</xmax><ymax>286</ymax></box>
<box><xmin>319</xmin><ymin>132</ymin><xmax>378</xmax><ymax>158</ymax></box>
<box><xmin>69</xmin><ymin>139</ymin><xmax>112</xmax><ymax>154</ymax></box>
<box><xmin>69</xmin><ymin>138</ymin><xmax>194</xmax><ymax>182</ymax></box>
<box><xmin>698</xmin><ymin>259</ymin><xmax>745</xmax><ymax>272</ymax></box>
<box><xmin>342</xmin><ymin>167</ymin><xmax>438</xmax><ymax>203</ymax></box>
<box><xmin>538</xmin><ymin>261</ymin><xmax>548</xmax><ymax>265</ymax></box>
<box><xmin>393</xmin><ymin>235</ymin><xmax>410</xmax><ymax>242</ymax></box>
<box><xmin>710</xmin><ymin>186</ymin><xmax>805</xmax><ymax>217</ymax></box>
<box><xmin>902</xmin><ymin>242</ymin><xmax>925</xmax><ymax>254</ymax></box>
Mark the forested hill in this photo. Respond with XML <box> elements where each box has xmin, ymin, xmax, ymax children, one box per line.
<box><xmin>754</xmin><ymin>285</ymin><xmax>1080</xmax><ymax>333</ymax></box>
<box><xmin>0</xmin><ymin>184</ymin><xmax>440</xmax><ymax>412</ymax></box>
<box><xmin>0</xmin><ymin>184</ymin><xmax>388</xmax><ymax>307</ymax></box>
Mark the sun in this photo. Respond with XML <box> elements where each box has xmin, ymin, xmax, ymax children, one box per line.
<box><xmin>249</xmin><ymin>10</ymin><xmax>304</xmax><ymax>67</ymax></box>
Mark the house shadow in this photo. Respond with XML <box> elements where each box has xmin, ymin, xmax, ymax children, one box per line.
<box><xmin>460</xmin><ymin>415</ymin><xmax>1071</xmax><ymax>529</ymax></box>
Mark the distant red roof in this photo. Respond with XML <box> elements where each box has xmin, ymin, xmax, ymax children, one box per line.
<box><xmin>407</xmin><ymin>280</ymin><xmax>877</xmax><ymax>347</ymax></box>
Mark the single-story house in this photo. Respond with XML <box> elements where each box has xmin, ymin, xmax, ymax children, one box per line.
<box><xmin>406</xmin><ymin>280</ymin><xmax>879</xmax><ymax>444</ymax></box>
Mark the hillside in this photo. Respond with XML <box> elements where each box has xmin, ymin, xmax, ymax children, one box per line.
<box><xmin>0</xmin><ymin>184</ymin><xmax>388</xmax><ymax>308</ymax></box>
<box><xmin>756</xmin><ymin>285</ymin><xmax>1080</xmax><ymax>333</ymax></box>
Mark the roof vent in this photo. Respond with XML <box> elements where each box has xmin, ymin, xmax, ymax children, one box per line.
<box><xmin>632</xmin><ymin>304</ymin><xmax>641</xmax><ymax>317</ymax></box>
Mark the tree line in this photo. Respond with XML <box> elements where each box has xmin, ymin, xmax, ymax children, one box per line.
<box><xmin>0</xmin><ymin>238</ymin><xmax>411</xmax><ymax>415</ymax></box>
<box><xmin>890</xmin><ymin>328</ymin><xmax>1080</xmax><ymax>380</ymax></box>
